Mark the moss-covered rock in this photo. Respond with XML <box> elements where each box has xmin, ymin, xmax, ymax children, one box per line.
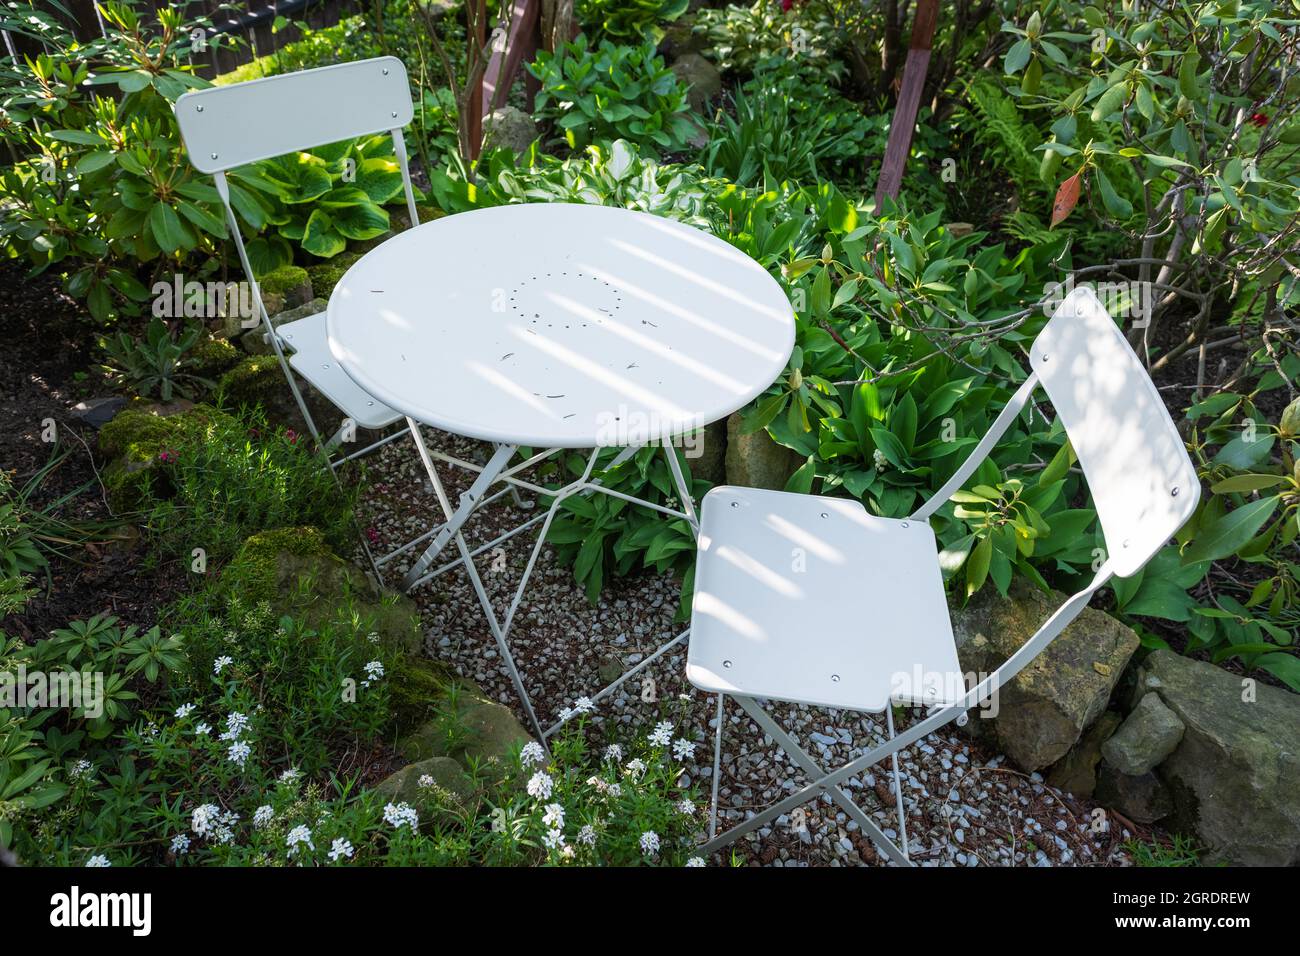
<box><xmin>258</xmin><ymin>264</ymin><xmax>312</xmax><ymax>307</ymax></box>
<box><xmin>398</xmin><ymin>678</ymin><xmax>532</xmax><ymax>775</ymax></box>
<box><xmin>221</xmin><ymin>526</ymin><xmax>423</xmax><ymax>656</ymax></box>
<box><xmin>98</xmin><ymin>402</ymin><xmax>236</xmax><ymax>511</ymax></box>
<box><xmin>372</xmin><ymin>755</ymin><xmax>477</xmax><ymax>817</ymax></box>
<box><xmin>188</xmin><ymin>336</ymin><xmax>242</xmax><ymax>380</ymax></box>
<box><xmin>216</xmin><ymin>355</ymin><xmax>285</xmax><ymax>408</ymax></box>
<box><xmin>220</xmin><ymin>527</ymin><xmax>448</xmax><ymax>732</ymax></box>
<box><xmin>305</xmin><ymin>252</ymin><xmax>363</xmax><ymax>300</ymax></box>
<box><xmin>951</xmin><ymin>579</ymin><xmax>1140</xmax><ymax>772</ymax></box>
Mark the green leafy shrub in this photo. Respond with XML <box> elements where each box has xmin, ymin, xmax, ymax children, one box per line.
<box><xmin>577</xmin><ymin>0</ymin><xmax>689</xmax><ymax>44</ymax></box>
<box><xmin>544</xmin><ymin>448</ymin><xmax>704</xmax><ymax>617</ymax></box>
<box><xmin>999</xmin><ymin>1</ymin><xmax>1300</xmax><ymax>348</ymax></box>
<box><xmin>703</xmin><ymin>60</ymin><xmax>934</xmax><ymax>188</ymax></box>
<box><xmin>430</xmin><ymin>139</ymin><xmax>713</xmax><ymax>224</ymax></box>
<box><xmin>528</xmin><ymin>36</ymin><xmax>697</xmax><ymax>156</ymax></box>
<box><xmin>99</xmin><ymin>404</ymin><xmax>353</xmax><ymax>563</ymax></box>
<box><xmin>0</xmin><ymin>1</ymin><xmax>239</xmax><ymax>320</ymax></box>
<box><xmin>694</xmin><ymin>1</ymin><xmax>839</xmax><ymax>76</ymax></box>
<box><xmin>100</xmin><ymin>315</ymin><xmax>212</xmax><ymax>401</ymax></box>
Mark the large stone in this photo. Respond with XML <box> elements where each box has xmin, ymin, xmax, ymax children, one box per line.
<box><xmin>1134</xmin><ymin>650</ymin><xmax>1300</xmax><ymax>866</ymax></box>
<box><xmin>222</xmin><ymin>527</ymin><xmax>421</xmax><ymax>656</ymax></box>
<box><xmin>682</xmin><ymin>419</ymin><xmax>727</xmax><ymax>486</ymax></box>
<box><xmin>951</xmin><ymin>580</ymin><xmax>1140</xmax><ymax>772</ymax></box>
<box><xmin>482</xmin><ymin>105</ymin><xmax>539</xmax><ymax>155</ymax></box>
<box><xmin>96</xmin><ymin>401</ymin><xmax>232</xmax><ymax>510</ymax></box>
<box><xmin>1095</xmin><ymin>763</ymin><xmax>1174</xmax><ymax>824</ymax></box>
<box><xmin>1102</xmin><ymin>691</ymin><xmax>1184</xmax><ymax>776</ymax></box>
<box><xmin>399</xmin><ymin>678</ymin><xmax>532</xmax><ymax>774</ymax></box>
<box><xmin>220</xmin><ymin>265</ymin><xmax>312</xmax><ymax>339</ymax></box>
<box><xmin>724</xmin><ymin>412</ymin><xmax>802</xmax><ymax>491</ymax></box>
<box><xmin>1046</xmin><ymin>710</ymin><xmax>1121</xmax><ymax>799</ymax></box>
<box><xmin>671</xmin><ymin>53</ymin><xmax>721</xmax><ymax>112</ymax></box>
<box><xmin>658</xmin><ymin>15</ymin><xmax>706</xmax><ymax>61</ymax></box>
<box><xmin>373</xmin><ymin>756</ymin><xmax>476</xmax><ymax>814</ymax></box>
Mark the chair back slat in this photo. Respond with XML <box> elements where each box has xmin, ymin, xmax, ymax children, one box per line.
<box><xmin>1031</xmin><ymin>287</ymin><xmax>1200</xmax><ymax>577</ymax></box>
<box><xmin>175</xmin><ymin>56</ymin><xmax>414</xmax><ymax>173</ymax></box>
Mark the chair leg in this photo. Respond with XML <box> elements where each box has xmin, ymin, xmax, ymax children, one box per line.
<box><xmin>885</xmin><ymin>705</ymin><xmax>910</xmax><ymax>861</ymax></box>
<box><xmin>709</xmin><ymin>693</ymin><xmax>724</xmax><ymax>841</ymax></box>
<box><xmin>715</xmin><ymin>696</ymin><xmax>912</xmax><ymax>866</ymax></box>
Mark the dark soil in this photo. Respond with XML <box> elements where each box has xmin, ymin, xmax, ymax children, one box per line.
<box><xmin>0</xmin><ymin>259</ymin><xmax>187</xmax><ymax>640</ymax></box>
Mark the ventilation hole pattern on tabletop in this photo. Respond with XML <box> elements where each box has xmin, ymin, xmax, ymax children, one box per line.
<box><xmin>507</xmin><ymin>269</ymin><xmax>625</xmax><ymax>336</ymax></box>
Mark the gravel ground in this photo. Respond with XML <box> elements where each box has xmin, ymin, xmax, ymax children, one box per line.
<box><xmin>354</xmin><ymin>426</ymin><xmax>1137</xmax><ymax>867</ymax></box>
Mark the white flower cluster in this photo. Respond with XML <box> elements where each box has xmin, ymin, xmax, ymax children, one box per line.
<box><xmin>69</xmin><ymin>758</ymin><xmax>94</xmax><ymax>782</ymax></box>
<box><xmin>527</xmin><ymin>771</ymin><xmax>554</xmax><ymax>800</ymax></box>
<box><xmin>253</xmin><ymin>805</ymin><xmax>275</xmax><ymax>828</ymax></box>
<box><xmin>362</xmin><ymin>659</ymin><xmax>384</xmax><ymax>688</ymax></box>
<box><xmin>383</xmin><ymin>801</ymin><xmax>419</xmax><ymax>831</ymax></box>
<box><xmin>557</xmin><ymin>696</ymin><xmax>595</xmax><ymax>722</ymax></box>
<box><xmin>520</xmin><ymin>741</ymin><xmax>546</xmax><ymax>767</ymax></box>
<box><xmin>639</xmin><ymin>831</ymin><xmax>661</xmax><ymax>856</ymax></box>
<box><xmin>191</xmin><ymin>803</ymin><xmax>239</xmax><ymax>844</ymax></box>
<box><xmin>648</xmin><ymin>721</ymin><xmax>673</xmax><ymax>747</ymax></box>
<box><xmin>213</xmin><ymin>655</ymin><xmax>233</xmax><ymax>676</ymax></box>
<box><xmin>286</xmin><ymin>824</ymin><xmax>314</xmax><ymax>857</ymax></box>
<box><xmin>328</xmin><ymin>838</ymin><xmax>354</xmax><ymax>862</ymax></box>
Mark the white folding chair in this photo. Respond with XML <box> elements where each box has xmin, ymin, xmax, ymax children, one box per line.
<box><xmin>174</xmin><ymin>57</ymin><xmax>526</xmax><ymax>582</ymax></box>
<box><xmin>685</xmin><ymin>286</ymin><xmax>1200</xmax><ymax>865</ymax></box>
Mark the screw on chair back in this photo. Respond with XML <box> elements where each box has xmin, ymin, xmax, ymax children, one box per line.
<box><xmin>172</xmin><ymin>57</ymin><xmax>419</xmax><ymax>448</ymax></box>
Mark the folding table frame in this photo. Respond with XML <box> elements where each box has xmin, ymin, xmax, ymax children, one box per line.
<box><xmin>397</xmin><ymin>431</ymin><xmax>700</xmax><ymax>745</ymax></box>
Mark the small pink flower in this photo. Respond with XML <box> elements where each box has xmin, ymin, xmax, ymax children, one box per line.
<box><xmin>158</xmin><ymin>449</ymin><xmax>177</xmax><ymax>464</ymax></box>
<box><xmin>366</xmin><ymin>527</ymin><xmax>380</xmax><ymax>545</ymax></box>
<box><xmin>285</xmin><ymin>429</ymin><xmax>298</xmax><ymax>444</ymax></box>
<box><xmin>1249</xmin><ymin>112</ymin><xmax>1269</xmax><ymax>128</ymax></box>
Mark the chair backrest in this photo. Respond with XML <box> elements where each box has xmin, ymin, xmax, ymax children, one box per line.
<box><xmin>174</xmin><ymin>56</ymin><xmax>415</xmax><ymax>174</ymax></box>
<box><xmin>1030</xmin><ymin>286</ymin><xmax>1199</xmax><ymax>577</ymax></box>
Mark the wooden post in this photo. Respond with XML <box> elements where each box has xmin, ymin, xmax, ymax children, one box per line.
<box><xmin>466</xmin><ymin>0</ymin><xmax>487</xmax><ymax>160</ymax></box>
<box><xmin>482</xmin><ymin>0</ymin><xmax>542</xmax><ymax>116</ymax></box>
<box><xmin>873</xmin><ymin>0</ymin><xmax>939</xmax><ymax>211</ymax></box>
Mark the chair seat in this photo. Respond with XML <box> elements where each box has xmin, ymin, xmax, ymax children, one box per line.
<box><xmin>277</xmin><ymin>311</ymin><xmax>402</xmax><ymax>430</ymax></box>
<box><xmin>686</xmin><ymin>486</ymin><xmax>964</xmax><ymax>712</ymax></box>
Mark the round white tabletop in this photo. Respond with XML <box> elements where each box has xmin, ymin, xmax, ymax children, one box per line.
<box><xmin>326</xmin><ymin>202</ymin><xmax>795</xmax><ymax>448</ymax></box>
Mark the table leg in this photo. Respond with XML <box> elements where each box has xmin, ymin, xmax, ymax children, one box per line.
<box><xmin>400</xmin><ymin>419</ymin><xmax>517</xmax><ymax>591</ymax></box>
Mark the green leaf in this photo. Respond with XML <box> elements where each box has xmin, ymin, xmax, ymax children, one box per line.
<box><xmin>1004</xmin><ymin>38</ymin><xmax>1032</xmax><ymax>74</ymax></box>
<box><xmin>1091</xmin><ymin>82</ymin><xmax>1127</xmax><ymax>121</ymax></box>
<box><xmin>300</xmin><ymin>209</ymin><xmax>347</xmax><ymax>258</ymax></box>
<box><xmin>147</xmin><ymin>201</ymin><xmax>187</xmax><ymax>254</ymax></box>
<box><xmin>1093</xmin><ymin>165</ymin><xmax>1133</xmax><ymax>219</ymax></box>
<box><xmin>1182</xmin><ymin>497</ymin><xmax>1280</xmax><ymax>565</ymax></box>
<box><xmin>330</xmin><ymin>202</ymin><xmax>389</xmax><ymax>241</ymax></box>
<box><xmin>1210</xmin><ymin>474</ymin><xmax>1286</xmax><ymax>494</ymax></box>
<box><xmin>966</xmin><ymin>535</ymin><xmax>992</xmax><ymax>596</ymax></box>
<box><xmin>1256</xmin><ymin>654</ymin><xmax>1300</xmax><ymax>693</ymax></box>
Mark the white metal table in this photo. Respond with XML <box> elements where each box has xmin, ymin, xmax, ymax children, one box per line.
<box><xmin>327</xmin><ymin>202</ymin><xmax>795</xmax><ymax>743</ymax></box>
